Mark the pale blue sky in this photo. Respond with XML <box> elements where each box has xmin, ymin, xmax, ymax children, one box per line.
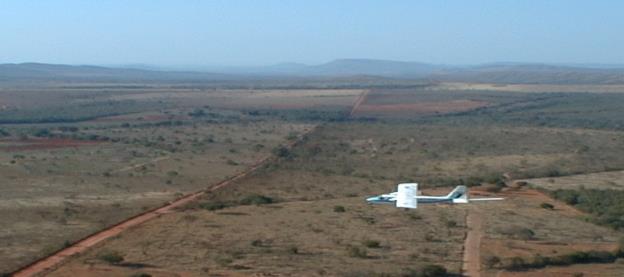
<box><xmin>1</xmin><ymin>0</ymin><xmax>623</xmax><ymax>66</ymax></box>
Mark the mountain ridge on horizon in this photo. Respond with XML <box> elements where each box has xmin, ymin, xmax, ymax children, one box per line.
<box><xmin>2</xmin><ymin>59</ymin><xmax>624</xmax><ymax>84</ymax></box>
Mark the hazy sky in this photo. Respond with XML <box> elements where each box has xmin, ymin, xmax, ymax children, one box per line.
<box><xmin>2</xmin><ymin>0</ymin><xmax>623</xmax><ymax>67</ymax></box>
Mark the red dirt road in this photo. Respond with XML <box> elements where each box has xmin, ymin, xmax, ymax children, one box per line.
<box><xmin>349</xmin><ymin>90</ymin><xmax>369</xmax><ymax>117</ymax></box>
<box><xmin>463</xmin><ymin>210</ymin><xmax>484</xmax><ymax>277</ymax></box>
<box><xmin>11</xmin><ymin>128</ymin><xmax>315</xmax><ymax>277</ymax></box>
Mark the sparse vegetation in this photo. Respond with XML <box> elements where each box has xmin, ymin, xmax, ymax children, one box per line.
<box><xmin>502</xmin><ymin>250</ymin><xmax>621</xmax><ymax>271</ymax></box>
<box><xmin>239</xmin><ymin>194</ymin><xmax>275</xmax><ymax>205</ymax></box>
<box><xmin>551</xmin><ymin>189</ymin><xmax>624</xmax><ymax>230</ymax></box>
<box><xmin>362</xmin><ymin>240</ymin><xmax>381</xmax><ymax>248</ymax></box>
<box><xmin>500</xmin><ymin>226</ymin><xmax>536</xmax><ymax>240</ymax></box>
<box><xmin>346</xmin><ymin>245</ymin><xmax>368</xmax><ymax>258</ymax></box>
<box><xmin>97</xmin><ymin>250</ymin><xmax>124</xmax><ymax>264</ymax></box>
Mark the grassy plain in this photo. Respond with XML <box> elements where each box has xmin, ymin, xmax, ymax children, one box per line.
<box><xmin>4</xmin><ymin>81</ymin><xmax>624</xmax><ymax>276</ymax></box>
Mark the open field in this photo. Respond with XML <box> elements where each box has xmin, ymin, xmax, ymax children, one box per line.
<box><xmin>0</xmin><ymin>117</ymin><xmax>311</xmax><ymax>273</ymax></box>
<box><xmin>476</xmin><ymin>187</ymin><xmax>623</xmax><ymax>277</ymax></box>
<box><xmin>4</xmin><ymin>80</ymin><xmax>624</xmax><ymax>276</ymax></box>
<box><xmin>1</xmin><ymin>84</ymin><xmax>345</xmax><ymax>273</ymax></box>
<box><xmin>49</xmin><ymin>196</ymin><xmax>466</xmax><ymax>276</ymax></box>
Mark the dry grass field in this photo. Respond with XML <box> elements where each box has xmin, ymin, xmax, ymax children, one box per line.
<box><xmin>0</xmin><ymin>118</ymin><xmax>310</xmax><ymax>273</ymax></box>
<box><xmin>477</xmin><ymin>187</ymin><xmax>623</xmax><ymax>277</ymax></box>
<box><xmin>49</xmin><ymin>196</ymin><xmax>466</xmax><ymax>276</ymax></box>
<box><xmin>5</xmin><ymin>81</ymin><xmax>624</xmax><ymax>276</ymax></box>
<box><xmin>1</xmin><ymin>84</ymin><xmax>348</xmax><ymax>273</ymax></box>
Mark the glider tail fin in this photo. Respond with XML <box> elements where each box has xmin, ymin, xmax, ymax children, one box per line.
<box><xmin>449</xmin><ymin>185</ymin><xmax>469</xmax><ymax>203</ymax></box>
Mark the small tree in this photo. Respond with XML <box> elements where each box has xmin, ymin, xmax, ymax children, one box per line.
<box><xmin>484</xmin><ymin>255</ymin><xmax>501</xmax><ymax>269</ymax></box>
<box><xmin>97</xmin><ymin>250</ymin><xmax>124</xmax><ymax>264</ymax></box>
<box><xmin>420</xmin><ymin>264</ymin><xmax>447</xmax><ymax>277</ymax></box>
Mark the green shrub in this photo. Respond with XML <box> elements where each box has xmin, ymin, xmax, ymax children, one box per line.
<box><xmin>540</xmin><ymin>202</ymin><xmax>554</xmax><ymax>210</ymax></box>
<box><xmin>506</xmin><ymin>257</ymin><xmax>527</xmax><ymax>271</ymax></box>
<box><xmin>419</xmin><ymin>264</ymin><xmax>448</xmax><ymax>277</ymax></box>
<box><xmin>98</xmin><ymin>250</ymin><xmax>124</xmax><ymax>264</ymax></box>
<box><xmin>251</xmin><ymin>239</ymin><xmax>264</xmax><ymax>247</ymax></box>
<box><xmin>503</xmin><ymin>250</ymin><xmax>618</xmax><ymax>271</ymax></box>
<box><xmin>33</xmin><ymin>128</ymin><xmax>51</xmax><ymax>137</ymax></box>
<box><xmin>484</xmin><ymin>255</ymin><xmax>501</xmax><ymax>269</ymax></box>
<box><xmin>272</xmin><ymin>146</ymin><xmax>291</xmax><ymax>158</ymax></box>
<box><xmin>239</xmin><ymin>194</ymin><xmax>274</xmax><ymax>205</ymax></box>
<box><xmin>362</xmin><ymin>240</ymin><xmax>381</xmax><ymax>248</ymax></box>
<box><xmin>0</xmin><ymin>128</ymin><xmax>10</xmax><ymax>137</ymax></box>
<box><xmin>346</xmin><ymin>245</ymin><xmax>367</xmax><ymax>258</ymax></box>
<box><xmin>333</xmin><ymin>205</ymin><xmax>346</xmax><ymax>213</ymax></box>
<box><xmin>200</xmin><ymin>201</ymin><xmax>230</xmax><ymax>211</ymax></box>
<box><xmin>129</xmin><ymin>273</ymin><xmax>152</xmax><ymax>277</ymax></box>
<box><xmin>287</xmin><ymin>245</ymin><xmax>299</xmax><ymax>254</ymax></box>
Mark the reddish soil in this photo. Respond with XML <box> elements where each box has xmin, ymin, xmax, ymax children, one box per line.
<box><xmin>463</xmin><ymin>210</ymin><xmax>484</xmax><ymax>277</ymax></box>
<box><xmin>355</xmin><ymin>100</ymin><xmax>489</xmax><ymax>115</ymax></box>
<box><xmin>0</xmin><ymin>138</ymin><xmax>101</xmax><ymax>151</ymax></box>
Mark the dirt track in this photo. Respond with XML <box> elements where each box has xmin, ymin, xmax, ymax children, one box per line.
<box><xmin>11</xmin><ymin>127</ymin><xmax>316</xmax><ymax>277</ymax></box>
<box><xmin>349</xmin><ymin>89</ymin><xmax>369</xmax><ymax>116</ymax></box>
<box><xmin>463</xmin><ymin>210</ymin><xmax>484</xmax><ymax>277</ymax></box>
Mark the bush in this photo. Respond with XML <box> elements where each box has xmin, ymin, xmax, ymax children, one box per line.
<box><xmin>362</xmin><ymin>240</ymin><xmax>381</xmax><ymax>248</ymax></box>
<box><xmin>346</xmin><ymin>245</ymin><xmax>367</xmax><ymax>258</ymax></box>
<box><xmin>540</xmin><ymin>202</ymin><xmax>554</xmax><ymax>210</ymax></box>
<box><xmin>251</xmin><ymin>239</ymin><xmax>264</xmax><ymax>247</ymax></box>
<box><xmin>272</xmin><ymin>146</ymin><xmax>291</xmax><ymax>158</ymax></box>
<box><xmin>287</xmin><ymin>245</ymin><xmax>299</xmax><ymax>254</ymax></box>
<box><xmin>419</xmin><ymin>264</ymin><xmax>448</xmax><ymax>277</ymax></box>
<box><xmin>333</xmin><ymin>205</ymin><xmax>346</xmax><ymax>213</ymax></box>
<box><xmin>501</xmin><ymin>226</ymin><xmax>535</xmax><ymax>240</ymax></box>
<box><xmin>484</xmin><ymin>255</ymin><xmax>501</xmax><ymax>269</ymax></box>
<box><xmin>200</xmin><ymin>201</ymin><xmax>230</xmax><ymax>211</ymax></box>
<box><xmin>33</xmin><ymin>128</ymin><xmax>51</xmax><ymax>137</ymax></box>
<box><xmin>0</xmin><ymin>128</ymin><xmax>10</xmax><ymax>137</ymax></box>
<box><xmin>98</xmin><ymin>250</ymin><xmax>124</xmax><ymax>264</ymax></box>
<box><xmin>503</xmin><ymin>250</ymin><xmax>618</xmax><ymax>271</ymax></box>
<box><xmin>130</xmin><ymin>273</ymin><xmax>152</xmax><ymax>277</ymax></box>
<box><xmin>239</xmin><ymin>194</ymin><xmax>274</xmax><ymax>205</ymax></box>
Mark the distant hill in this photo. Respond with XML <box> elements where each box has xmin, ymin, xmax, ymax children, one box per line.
<box><xmin>300</xmin><ymin>59</ymin><xmax>441</xmax><ymax>77</ymax></box>
<box><xmin>2</xmin><ymin>60</ymin><xmax>624</xmax><ymax>84</ymax></box>
<box><xmin>0</xmin><ymin>63</ymin><xmax>236</xmax><ymax>83</ymax></box>
<box><xmin>211</xmin><ymin>59</ymin><xmax>624</xmax><ymax>84</ymax></box>
<box><xmin>433</xmin><ymin>63</ymin><xmax>624</xmax><ymax>84</ymax></box>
